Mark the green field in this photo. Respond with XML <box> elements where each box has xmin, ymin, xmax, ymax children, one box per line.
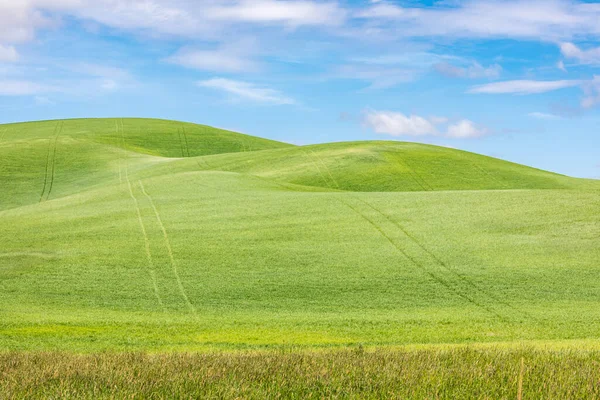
<box><xmin>1</xmin><ymin>117</ymin><xmax>599</xmax><ymax>354</ymax></box>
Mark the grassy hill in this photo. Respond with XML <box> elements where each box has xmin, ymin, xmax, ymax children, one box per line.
<box><xmin>0</xmin><ymin>118</ymin><xmax>599</xmax><ymax>353</ymax></box>
<box><xmin>0</xmin><ymin>118</ymin><xmax>290</xmax><ymax>210</ymax></box>
<box><xmin>177</xmin><ymin>140</ymin><xmax>592</xmax><ymax>191</ymax></box>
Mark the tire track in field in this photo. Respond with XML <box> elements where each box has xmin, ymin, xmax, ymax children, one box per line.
<box><xmin>177</xmin><ymin>129</ymin><xmax>186</xmax><ymax>157</ymax></box>
<box><xmin>196</xmin><ymin>158</ymin><xmax>212</xmax><ymax>171</ymax></box>
<box><xmin>237</xmin><ymin>136</ymin><xmax>249</xmax><ymax>153</ymax></box>
<box><xmin>394</xmin><ymin>158</ymin><xmax>427</xmax><ymax>191</ymax></box>
<box><xmin>308</xmin><ymin>150</ymin><xmax>340</xmax><ymax>189</ymax></box>
<box><xmin>119</xmin><ymin>118</ymin><xmax>126</xmax><ymax>151</ymax></box>
<box><xmin>122</xmin><ymin>122</ymin><xmax>166</xmax><ymax>311</ymax></box>
<box><xmin>39</xmin><ymin>122</ymin><xmax>62</xmax><ymax>202</ymax></box>
<box><xmin>39</xmin><ymin>123</ymin><xmax>58</xmax><ymax>202</ymax></box>
<box><xmin>355</xmin><ymin>197</ymin><xmax>529</xmax><ymax>320</ymax></box>
<box><xmin>465</xmin><ymin>157</ymin><xmax>510</xmax><ymax>189</ymax></box>
<box><xmin>301</xmin><ymin>149</ymin><xmax>335</xmax><ymax>189</ymax></box>
<box><xmin>338</xmin><ymin>196</ymin><xmax>506</xmax><ymax>320</ymax></box>
<box><xmin>45</xmin><ymin>122</ymin><xmax>63</xmax><ymax>200</ymax></box>
<box><xmin>449</xmin><ymin>146</ymin><xmax>510</xmax><ymax>189</ymax></box>
<box><xmin>126</xmin><ymin>176</ymin><xmax>166</xmax><ymax>311</ymax></box>
<box><xmin>139</xmin><ymin>180</ymin><xmax>196</xmax><ymax>313</ymax></box>
<box><xmin>115</xmin><ymin>121</ymin><xmax>123</xmax><ymax>184</ymax></box>
<box><xmin>391</xmin><ymin>149</ymin><xmax>433</xmax><ymax>191</ymax></box>
<box><xmin>182</xmin><ymin>126</ymin><xmax>191</xmax><ymax>157</ymax></box>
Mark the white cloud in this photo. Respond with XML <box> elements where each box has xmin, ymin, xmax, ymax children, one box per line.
<box><xmin>446</xmin><ymin>119</ymin><xmax>487</xmax><ymax>138</ymax></box>
<box><xmin>65</xmin><ymin>62</ymin><xmax>133</xmax><ymax>92</ymax></box>
<box><xmin>0</xmin><ymin>45</ymin><xmax>19</xmax><ymax>62</ymax></box>
<box><xmin>197</xmin><ymin>78</ymin><xmax>294</xmax><ymax>105</ymax></box>
<box><xmin>434</xmin><ymin>62</ymin><xmax>502</xmax><ymax>79</ymax></box>
<box><xmin>334</xmin><ymin>64</ymin><xmax>417</xmax><ymax>89</ymax></box>
<box><xmin>363</xmin><ymin>110</ymin><xmax>487</xmax><ymax>139</ymax></box>
<box><xmin>560</xmin><ymin>42</ymin><xmax>600</xmax><ymax>65</ymax></box>
<box><xmin>100</xmin><ymin>79</ymin><xmax>118</xmax><ymax>91</ymax></box>
<box><xmin>355</xmin><ymin>0</ymin><xmax>600</xmax><ymax>41</ymax></box>
<box><xmin>363</xmin><ymin>110</ymin><xmax>438</xmax><ymax>136</ymax></box>
<box><xmin>557</xmin><ymin>60</ymin><xmax>567</xmax><ymax>72</ymax></box>
<box><xmin>5</xmin><ymin>0</ymin><xmax>600</xmax><ymax>51</ymax></box>
<box><xmin>0</xmin><ymin>0</ymin><xmax>345</xmax><ymax>46</ymax></box>
<box><xmin>333</xmin><ymin>51</ymin><xmax>455</xmax><ymax>89</ymax></box>
<box><xmin>581</xmin><ymin>75</ymin><xmax>600</xmax><ymax>109</ymax></box>
<box><xmin>355</xmin><ymin>3</ymin><xmax>410</xmax><ymax>19</ymax></box>
<box><xmin>469</xmin><ymin>80</ymin><xmax>582</xmax><ymax>95</ymax></box>
<box><xmin>429</xmin><ymin>116</ymin><xmax>449</xmax><ymax>125</ymax></box>
<box><xmin>166</xmin><ymin>42</ymin><xmax>260</xmax><ymax>73</ymax></box>
<box><xmin>34</xmin><ymin>95</ymin><xmax>54</xmax><ymax>105</ymax></box>
<box><xmin>470</xmin><ymin>77</ymin><xmax>600</xmax><ymax>110</ymax></box>
<box><xmin>0</xmin><ymin>80</ymin><xmax>56</xmax><ymax>96</ymax></box>
<box><xmin>206</xmin><ymin>0</ymin><xmax>345</xmax><ymax>27</ymax></box>
<box><xmin>72</xmin><ymin>63</ymin><xmax>131</xmax><ymax>80</ymax></box>
<box><xmin>528</xmin><ymin>112</ymin><xmax>561</xmax><ymax>120</ymax></box>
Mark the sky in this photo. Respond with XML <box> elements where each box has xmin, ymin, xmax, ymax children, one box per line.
<box><xmin>0</xmin><ymin>0</ymin><xmax>599</xmax><ymax>178</ymax></box>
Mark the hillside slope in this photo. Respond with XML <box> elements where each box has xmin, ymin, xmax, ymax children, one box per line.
<box><xmin>1</xmin><ymin>119</ymin><xmax>594</xmax><ymax>211</ymax></box>
<box><xmin>1</xmin><ymin>118</ymin><xmax>599</xmax><ymax>351</ymax></box>
<box><xmin>0</xmin><ymin>118</ymin><xmax>291</xmax><ymax>210</ymax></box>
<box><xmin>181</xmin><ymin>141</ymin><xmax>592</xmax><ymax>192</ymax></box>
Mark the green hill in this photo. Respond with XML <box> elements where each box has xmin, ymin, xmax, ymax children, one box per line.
<box><xmin>0</xmin><ymin>118</ymin><xmax>599</xmax><ymax>352</ymax></box>
<box><xmin>180</xmin><ymin>141</ymin><xmax>591</xmax><ymax>191</ymax></box>
<box><xmin>0</xmin><ymin>118</ymin><xmax>291</xmax><ymax>210</ymax></box>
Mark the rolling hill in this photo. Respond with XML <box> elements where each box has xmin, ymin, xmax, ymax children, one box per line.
<box><xmin>0</xmin><ymin>118</ymin><xmax>599</xmax><ymax>351</ymax></box>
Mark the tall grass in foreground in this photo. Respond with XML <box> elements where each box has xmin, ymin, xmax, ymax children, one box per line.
<box><xmin>1</xmin><ymin>348</ymin><xmax>599</xmax><ymax>399</ymax></box>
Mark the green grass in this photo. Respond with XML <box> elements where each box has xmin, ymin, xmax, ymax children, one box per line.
<box><xmin>0</xmin><ymin>119</ymin><xmax>599</xmax><ymax>351</ymax></box>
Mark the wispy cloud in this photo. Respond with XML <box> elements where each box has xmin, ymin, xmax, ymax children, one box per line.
<box><xmin>5</xmin><ymin>0</ymin><xmax>600</xmax><ymax>50</ymax></box>
<box><xmin>334</xmin><ymin>51</ymin><xmax>457</xmax><ymax>89</ymax></box>
<box><xmin>334</xmin><ymin>64</ymin><xmax>417</xmax><ymax>90</ymax></box>
<box><xmin>166</xmin><ymin>41</ymin><xmax>260</xmax><ymax>73</ymax></box>
<box><xmin>355</xmin><ymin>0</ymin><xmax>600</xmax><ymax>41</ymax></box>
<box><xmin>560</xmin><ymin>42</ymin><xmax>600</xmax><ymax>65</ymax></box>
<box><xmin>581</xmin><ymin>76</ymin><xmax>600</xmax><ymax>109</ymax></box>
<box><xmin>0</xmin><ymin>44</ymin><xmax>18</xmax><ymax>62</ymax></box>
<box><xmin>66</xmin><ymin>62</ymin><xmax>134</xmax><ymax>92</ymax></box>
<box><xmin>197</xmin><ymin>78</ymin><xmax>295</xmax><ymax>105</ymax></box>
<box><xmin>469</xmin><ymin>80</ymin><xmax>582</xmax><ymax>95</ymax></box>
<box><xmin>528</xmin><ymin>112</ymin><xmax>561</xmax><ymax>120</ymax></box>
<box><xmin>0</xmin><ymin>80</ymin><xmax>57</xmax><ymax>96</ymax></box>
<box><xmin>434</xmin><ymin>62</ymin><xmax>502</xmax><ymax>79</ymax></box>
<box><xmin>2</xmin><ymin>0</ymin><xmax>345</xmax><ymax>45</ymax></box>
<box><xmin>205</xmin><ymin>0</ymin><xmax>345</xmax><ymax>27</ymax></box>
<box><xmin>71</xmin><ymin>63</ymin><xmax>131</xmax><ymax>80</ymax></box>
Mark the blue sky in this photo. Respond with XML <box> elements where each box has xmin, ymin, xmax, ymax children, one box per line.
<box><xmin>0</xmin><ymin>0</ymin><xmax>599</xmax><ymax>178</ymax></box>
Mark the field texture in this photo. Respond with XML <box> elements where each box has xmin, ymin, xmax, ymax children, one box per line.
<box><xmin>1</xmin><ymin>118</ymin><xmax>599</xmax><ymax>353</ymax></box>
<box><xmin>3</xmin><ymin>348</ymin><xmax>600</xmax><ymax>398</ymax></box>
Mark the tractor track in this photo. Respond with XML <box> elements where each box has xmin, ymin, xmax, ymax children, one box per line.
<box><xmin>39</xmin><ymin>122</ymin><xmax>62</xmax><ymax>202</ymax></box>
<box><xmin>115</xmin><ymin>122</ymin><xmax>123</xmax><ymax>184</ymax></box>
<box><xmin>355</xmin><ymin>196</ymin><xmax>530</xmax><ymax>320</ymax></box>
<box><xmin>122</xmin><ymin>120</ymin><xmax>166</xmax><ymax>311</ymax></box>
<box><xmin>182</xmin><ymin>126</ymin><xmax>191</xmax><ymax>157</ymax></box>
<box><xmin>391</xmin><ymin>148</ymin><xmax>433</xmax><ymax>191</ymax></box>
<box><xmin>126</xmin><ymin>177</ymin><xmax>166</xmax><ymax>311</ymax></box>
<box><xmin>177</xmin><ymin>129</ymin><xmax>186</xmax><ymax>157</ymax></box>
<box><xmin>139</xmin><ymin>181</ymin><xmax>196</xmax><ymax>314</ymax></box>
<box><xmin>338</xmin><ymin>196</ymin><xmax>508</xmax><ymax>321</ymax></box>
<box><xmin>309</xmin><ymin>150</ymin><xmax>340</xmax><ymax>189</ymax></box>
<box><xmin>301</xmin><ymin>149</ymin><xmax>335</xmax><ymax>189</ymax></box>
